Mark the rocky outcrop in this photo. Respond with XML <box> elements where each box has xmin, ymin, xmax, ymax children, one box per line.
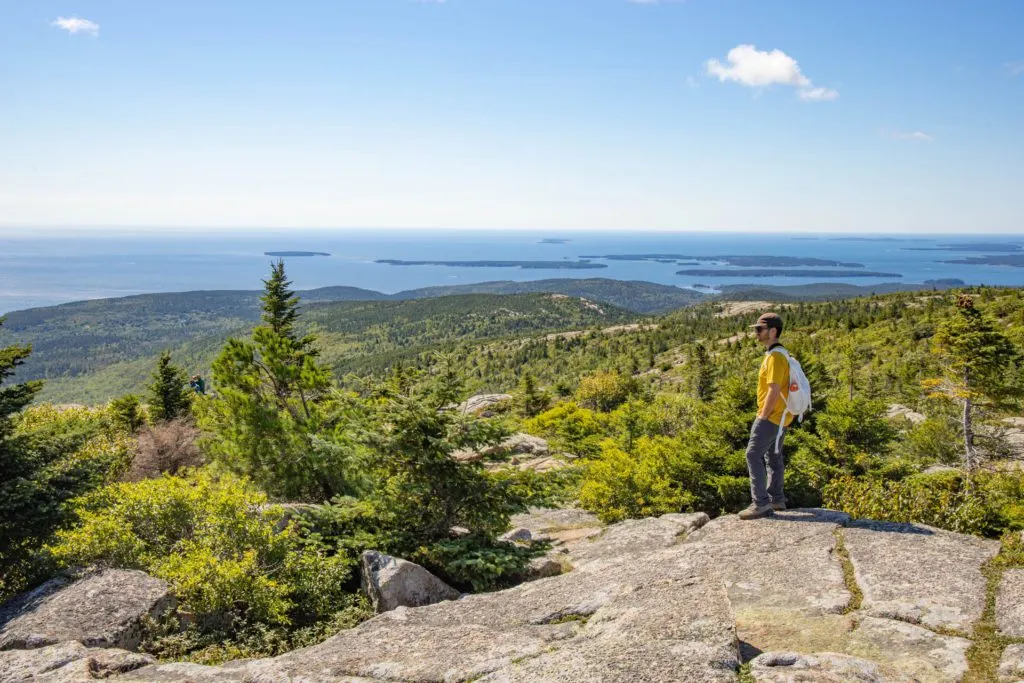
<box><xmin>999</xmin><ymin>644</ymin><xmax>1024</xmax><ymax>682</ymax></box>
<box><xmin>998</xmin><ymin>569</ymin><xmax>1024</xmax><ymax>637</ymax></box>
<box><xmin>0</xmin><ymin>642</ymin><xmax>154</xmax><ymax>682</ymax></box>
<box><xmin>844</xmin><ymin>520</ymin><xmax>998</xmax><ymax>633</ymax></box>
<box><xmin>886</xmin><ymin>404</ymin><xmax>927</xmax><ymax>424</ymax></box>
<box><xmin>750</xmin><ymin>651</ymin><xmax>913</xmax><ymax>682</ymax></box>
<box><xmin>359</xmin><ymin>551</ymin><xmax>460</xmax><ymax>614</ymax></box>
<box><xmin>458</xmin><ymin>394</ymin><xmax>513</xmax><ymax>415</ymax></box>
<box><xmin>4</xmin><ymin>509</ymin><xmax>1010</xmax><ymax>682</ymax></box>
<box><xmin>0</xmin><ymin>570</ymin><xmax>172</xmax><ymax>652</ymax></box>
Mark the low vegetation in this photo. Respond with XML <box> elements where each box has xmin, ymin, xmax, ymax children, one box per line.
<box><xmin>3</xmin><ymin>262</ymin><xmax>1024</xmax><ymax>662</ymax></box>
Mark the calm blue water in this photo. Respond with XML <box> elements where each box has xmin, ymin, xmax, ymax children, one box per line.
<box><xmin>2</xmin><ymin>230</ymin><xmax>1023</xmax><ymax>314</ymax></box>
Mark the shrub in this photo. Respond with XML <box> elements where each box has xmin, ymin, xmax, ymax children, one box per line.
<box><xmin>414</xmin><ymin>536</ymin><xmax>538</xmax><ymax>592</ymax></box>
<box><xmin>48</xmin><ymin>471</ymin><xmax>354</xmax><ymax>627</ymax></box>
<box><xmin>109</xmin><ymin>394</ymin><xmax>147</xmax><ymax>434</ymax></box>
<box><xmin>525</xmin><ymin>402</ymin><xmax>606</xmax><ymax>458</ymax></box>
<box><xmin>575</xmin><ymin>370</ymin><xmax>639</xmax><ymax>412</ymax></box>
<box><xmin>578</xmin><ymin>436</ymin><xmax>700</xmax><ymax>523</ymax></box>
<box><xmin>125</xmin><ymin>419</ymin><xmax>204</xmax><ymax>481</ymax></box>
<box><xmin>2</xmin><ymin>404</ymin><xmax>131</xmax><ymax>601</ymax></box>
<box><xmin>822</xmin><ymin>472</ymin><xmax>1003</xmax><ymax>536</ymax></box>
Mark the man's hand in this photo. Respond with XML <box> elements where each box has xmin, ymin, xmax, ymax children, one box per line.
<box><xmin>759</xmin><ymin>383</ymin><xmax>782</xmax><ymax>420</ymax></box>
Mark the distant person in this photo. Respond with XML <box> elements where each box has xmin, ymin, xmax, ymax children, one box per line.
<box><xmin>739</xmin><ymin>312</ymin><xmax>795</xmax><ymax>520</ymax></box>
<box><xmin>189</xmin><ymin>374</ymin><xmax>206</xmax><ymax>395</ymax></box>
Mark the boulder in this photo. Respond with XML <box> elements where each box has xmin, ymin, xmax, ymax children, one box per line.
<box><xmin>526</xmin><ymin>557</ymin><xmax>564</xmax><ymax>579</ymax></box>
<box><xmin>998</xmin><ymin>569</ymin><xmax>1024</xmax><ymax>637</ymax></box>
<box><xmin>458</xmin><ymin>394</ymin><xmax>513</xmax><ymax>415</ymax></box>
<box><xmin>485</xmin><ymin>433</ymin><xmax>550</xmax><ymax>458</ymax></box>
<box><xmin>0</xmin><ymin>642</ymin><xmax>154</xmax><ymax>682</ymax></box>
<box><xmin>360</xmin><ymin>551</ymin><xmax>460</xmax><ymax>614</ymax></box>
<box><xmin>886</xmin><ymin>404</ymin><xmax>927</xmax><ymax>425</ymax></box>
<box><xmin>0</xmin><ymin>570</ymin><xmax>173</xmax><ymax>651</ymax></box>
<box><xmin>569</xmin><ymin>512</ymin><xmax>709</xmax><ymax>572</ymax></box>
<box><xmin>750</xmin><ymin>651</ymin><xmax>913</xmax><ymax>682</ymax></box>
<box><xmin>509</xmin><ymin>508</ymin><xmax>603</xmax><ymax>545</ymax></box>
<box><xmin>499</xmin><ymin>527</ymin><xmax>533</xmax><ymax>543</ymax></box>
<box><xmin>843</xmin><ymin>520</ymin><xmax>999</xmax><ymax>632</ymax></box>
<box><xmin>999</xmin><ymin>644</ymin><xmax>1024</xmax><ymax>682</ymax></box>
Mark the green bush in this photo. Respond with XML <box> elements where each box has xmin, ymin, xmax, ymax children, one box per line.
<box><xmin>574</xmin><ymin>370</ymin><xmax>640</xmax><ymax>412</ymax></box>
<box><xmin>822</xmin><ymin>472</ymin><xmax>1003</xmax><ymax>536</ymax></box>
<box><xmin>414</xmin><ymin>536</ymin><xmax>538</xmax><ymax>592</ymax></box>
<box><xmin>2</xmin><ymin>404</ymin><xmax>132</xmax><ymax>601</ymax></box>
<box><xmin>525</xmin><ymin>402</ymin><xmax>606</xmax><ymax>458</ymax></box>
<box><xmin>578</xmin><ymin>436</ymin><xmax>700</xmax><ymax>523</ymax></box>
<box><xmin>48</xmin><ymin>470</ymin><xmax>354</xmax><ymax>627</ymax></box>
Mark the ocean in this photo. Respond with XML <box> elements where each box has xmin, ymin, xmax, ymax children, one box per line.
<box><xmin>2</xmin><ymin>230</ymin><xmax>1024</xmax><ymax>314</ymax></box>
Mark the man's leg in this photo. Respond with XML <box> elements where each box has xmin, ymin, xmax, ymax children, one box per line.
<box><xmin>744</xmin><ymin>419</ymin><xmax>776</xmax><ymax>508</ymax></box>
<box><xmin>766</xmin><ymin>427</ymin><xmax>786</xmax><ymax>506</ymax></box>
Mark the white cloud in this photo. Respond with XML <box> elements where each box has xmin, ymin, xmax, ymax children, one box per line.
<box><xmin>888</xmin><ymin>130</ymin><xmax>934</xmax><ymax>142</ymax></box>
<box><xmin>705</xmin><ymin>44</ymin><xmax>837</xmax><ymax>102</ymax></box>
<box><xmin>798</xmin><ymin>87</ymin><xmax>839</xmax><ymax>102</ymax></box>
<box><xmin>51</xmin><ymin>17</ymin><xmax>99</xmax><ymax>35</ymax></box>
<box><xmin>1007</xmin><ymin>61</ymin><xmax>1024</xmax><ymax>77</ymax></box>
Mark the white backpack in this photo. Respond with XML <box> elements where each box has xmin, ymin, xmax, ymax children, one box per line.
<box><xmin>769</xmin><ymin>347</ymin><xmax>812</xmax><ymax>453</ymax></box>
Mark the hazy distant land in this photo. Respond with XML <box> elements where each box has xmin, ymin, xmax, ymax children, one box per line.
<box><xmin>676</xmin><ymin>268</ymin><xmax>902</xmax><ymax>278</ymax></box>
<box><xmin>580</xmin><ymin>254</ymin><xmax>864</xmax><ymax>268</ymax></box>
<box><xmin>539</xmin><ymin>238</ymin><xmax>571</xmax><ymax>244</ymax></box>
<box><xmin>264</xmin><ymin>251</ymin><xmax>331</xmax><ymax>257</ymax></box>
<box><xmin>943</xmin><ymin>255</ymin><xmax>1024</xmax><ymax>267</ymax></box>
<box><xmin>904</xmin><ymin>243</ymin><xmax>1023</xmax><ymax>253</ymax></box>
<box><xmin>375</xmin><ymin>259</ymin><xmax>607</xmax><ymax>270</ymax></box>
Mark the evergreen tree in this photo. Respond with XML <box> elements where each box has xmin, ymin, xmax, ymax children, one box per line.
<box><xmin>201</xmin><ymin>261</ymin><xmax>351</xmax><ymax>501</ymax></box>
<box><xmin>517</xmin><ymin>371</ymin><xmax>549</xmax><ymax>417</ymax></box>
<box><xmin>690</xmin><ymin>343</ymin><xmax>715</xmax><ymax>401</ymax></box>
<box><xmin>924</xmin><ymin>295</ymin><xmax>1021</xmax><ymax>471</ymax></box>
<box><xmin>147</xmin><ymin>351</ymin><xmax>192</xmax><ymax>422</ymax></box>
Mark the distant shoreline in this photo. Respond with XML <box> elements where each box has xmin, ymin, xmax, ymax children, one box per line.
<box><xmin>676</xmin><ymin>269</ymin><xmax>902</xmax><ymax>278</ymax></box>
<box><xmin>375</xmin><ymin>259</ymin><xmax>606</xmax><ymax>270</ymax></box>
<box><xmin>264</xmin><ymin>251</ymin><xmax>331</xmax><ymax>257</ymax></box>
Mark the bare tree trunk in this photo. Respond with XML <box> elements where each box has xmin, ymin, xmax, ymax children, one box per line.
<box><xmin>962</xmin><ymin>368</ymin><xmax>976</xmax><ymax>473</ymax></box>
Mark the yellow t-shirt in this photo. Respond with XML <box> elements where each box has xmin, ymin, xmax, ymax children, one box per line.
<box><xmin>758</xmin><ymin>348</ymin><xmax>794</xmax><ymax>427</ymax></box>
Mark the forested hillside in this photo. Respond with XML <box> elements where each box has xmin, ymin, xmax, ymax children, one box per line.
<box><xmin>3</xmin><ymin>263</ymin><xmax>1024</xmax><ymax>675</ymax></box>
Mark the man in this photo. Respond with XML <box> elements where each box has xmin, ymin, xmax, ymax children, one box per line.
<box><xmin>738</xmin><ymin>312</ymin><xmax>794</xmax><ymax>520</ymax></box>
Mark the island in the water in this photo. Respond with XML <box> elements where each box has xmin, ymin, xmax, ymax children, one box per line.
<box><xmin>676</xmin><ymin>269</ymin><xmax>902</xmax><ymax>278</ymax></box>
<box><xmin>375</xmin><ymin>259</ymin><xmax>607</xmax><ymax>270</ymax></box>
<box><xmin>580</xmin><ymin>254</ymin><xmax>864</xmax><ymax>268</ymax></box>
<box><xmin>923</xmin><ymin>278</ymin><xmax>966</xmax><ymax>285</ymax></box>
<box><xmin>903</xmin><ymin>243</ymin><xmax>1022</xmax><ymax>253</ymax></box>
<box><xmin>264</xmin><ymin>251</ymin><xmax>331</xmax><ymax>257</ymax></box>
<box><xmin>828</xmin><ymin>237</ymin><xmax>933</xmax><ymax>242</ymax></box>
<box><xmin>538</xmin><ymin>238</ymin><xmax>571</xmax><ymax>244</ymax></box>
<box><xmin>943</xmin><ymin>255</ymin><xmax>1024</xmax><ymax>267</ymax></box>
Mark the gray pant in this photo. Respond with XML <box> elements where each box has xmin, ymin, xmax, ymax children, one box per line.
<box><xmin>745</xmin><ymin>418</ymin><xmax>786</xmax><ymax>508</ymax></box>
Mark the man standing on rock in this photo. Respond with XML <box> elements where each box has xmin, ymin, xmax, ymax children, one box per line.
<box><xmin>739</xmin><ymin>312</ymin><xmax>794</xmax><ymax>520</ymax></box>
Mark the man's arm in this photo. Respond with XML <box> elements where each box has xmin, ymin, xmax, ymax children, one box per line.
<box><xmin>758</xmin><ymin>383</ymin><xmax>782</xmax><ymax>420</ymax></box>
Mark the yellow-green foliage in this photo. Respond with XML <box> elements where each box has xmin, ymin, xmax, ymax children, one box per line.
<box><xmin>2</xmin><ymin>404</ymin><xmax>132</xmax><ymax>602</ymax></box>
<box><xmin>49</xmin><ymin>471</ymin><xmax>352</xmax><ymax>626</ymax></box>
<box><xmin>822</xmin><ymin>470</ymin><xmax>1023</xmax><ymax>536</ymax></box>
<box><xmin>578</xmin><ymin>436</ymin><xmax>700</xmax><ymax>523</ymax></box>
<box><xmin>574</xmin><ymin>370</ymin><xmax>639</xmax><ymax>412</ymax></box>
<box><xmin>525</xmin><ymin>402</ymin><xmax>606</xmax><ymax>457</ymax></box>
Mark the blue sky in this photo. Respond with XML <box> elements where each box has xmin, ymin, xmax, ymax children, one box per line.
<box><xmin>2</xmin><ymin>1</ymin><xmax>1022</xmax><ymax>233</ymax></box>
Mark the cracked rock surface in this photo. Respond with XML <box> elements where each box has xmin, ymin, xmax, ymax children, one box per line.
<box><xmin>0</xmin><ymin>509</ymin><xmax>1008</xmax><ymax>682</ymax></box>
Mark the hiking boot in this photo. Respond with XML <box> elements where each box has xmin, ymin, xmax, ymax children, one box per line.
<box><xmin>738</xmin><ymin>504</ymin><xmax>774</xmax><ymax>520</ymax></box>
<box><xmin>771</xmin><ymin>501</ymin><xmax>787</xmax><ymax>511</ymax></box>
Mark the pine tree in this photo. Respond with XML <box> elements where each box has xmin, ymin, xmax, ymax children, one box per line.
<box><xmin>0</xmin><ymin>322</ymin><xmax>43</xmax><ymax>596</ymax></box>
<box><xmin>147</xmin><ymin>351</ymin><xmax>192</xmax><ymax>422</ymax></box>
<box><xmin>517</xmin><ymin>371</ymin><xmax>550</xmax><ymax>417</ymax></box>
<box><xmin>201</xmin><ymin>261</ymin><xmax>346</xmax><ymax>500</ymax></box>
<box><xmin>690</xmin><ymin>343</ymin><xmax>715</xmax><ymax>401</ymax></box>
<box><xmin>924</xmin><ymin>295</ymin><xmax>1021</xmax><ymax>472</ymax></box>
